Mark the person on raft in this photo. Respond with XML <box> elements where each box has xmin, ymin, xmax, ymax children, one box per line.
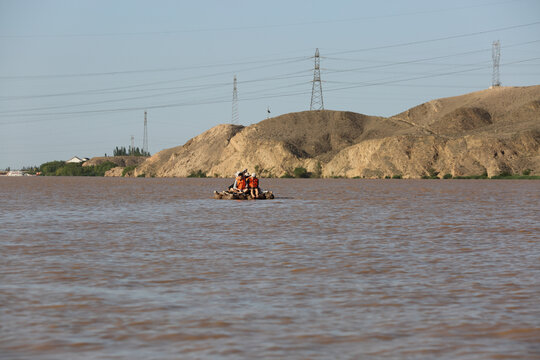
<box><xmin>230</xmin><ymin>171</ymin><xmax>248</xmax><ymax>193</ymax></box>
<box><xmin>248</xmin><ymin>173</ymin><xmax>260</xmax><ymax>198</ymax></box>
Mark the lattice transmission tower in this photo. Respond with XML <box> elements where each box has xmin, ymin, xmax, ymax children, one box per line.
<box><xmin>143</xmin><ymin>110</ymin><xmax>148</xmax><ymax>154</ymax></box>
<box><xmin>310</xmin><ymin>48</ymin><xmax>324</xmax><ymax>111</ymax></box>
<box><xmin>232</xmin><ymin>75</ymin><xmax>239</xmax><ymax>124</ymax></box>
<box><xmin>492</xmin><ymin>40</ymin><xmax>501</xmax><ymax>87</ymax></box>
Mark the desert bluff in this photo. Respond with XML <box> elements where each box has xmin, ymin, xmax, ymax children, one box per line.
<box><xmin>127</xmin><ymin>85</ymin><xmax>539</xmax><ymax>178</ymax></box>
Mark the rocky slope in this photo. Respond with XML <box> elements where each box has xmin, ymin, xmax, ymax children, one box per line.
<box><xmin>133</xmin><ymin>85</ymin><xmax>540</xmax><ymax>178</ymax></box>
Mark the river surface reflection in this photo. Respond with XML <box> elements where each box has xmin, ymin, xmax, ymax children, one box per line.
<box><xmin>1</xmin><ymin>177</ymin><xmax>539</xmax><ymax>359</ymax></box>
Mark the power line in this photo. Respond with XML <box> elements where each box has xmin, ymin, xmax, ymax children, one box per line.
<box><xmin>320</xmin><ymin>39</ymin><xmax>540</xmax><ymax>76</ymax></box>
<box><xmin>3</xmin><ymin>58</ymin><xmax>309</xmax><ymax>95</ymax></box>
<box><xmin>1</xmin><ymin>36</ymin><xmax>539</xmax><ymax>123</ymax></box>
<box><xmin>0</xmin><ymin>55</ymin><xmax>310</xmax><ymax>80</ymax></box>
<box><xmin>322</xmin><ymin>56</ymin><xmax>540</xmax><ymax>93</ymax></box>
<box><xmin>2</xmin><ymin>20</ymin><xmax>538</xmax><ymax>86</ymax></box>
<box><xmin>0</xmin><ymin>71</ymin><xmax>313</xmax><ymax>114</ymax></box>
<box><xmin>2</xmin><ymin>28</ymin><xmax>538</xmax><ymax>105</ymax></box>
<box><xmin>325</xmin><ymin>21</ymin><xmax>540</xmax><ymax>56</ymax></box>
<box><xmin>4</xmin><ymin>21</ymin><xmax>537</xmax><ymax>81</ymax></box>
<box><xmin>323</xmin><ymin>49</ymin><xmax>492</xmax><ymax>74</ymax></box>
<box><xmin>0</xmin><ymin>69</ymin><xmax>310</xmax><ymax>101</ymax></box>
<box><xmin>1</xmin><ymin>56</ymin><xmax>538</xmax><ymax>123</ymax></box>
<box><xmin>324</xmin><ymin>81</ymin><xmax>485</xmax><ymax>89</ymax></box>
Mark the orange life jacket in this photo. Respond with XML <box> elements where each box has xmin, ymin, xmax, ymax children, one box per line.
<box><xmin>236</xmin><ymin>176</ymin><xmax>246</xmax><ymax>190</ymax></box>
<box><xmin>249</xmin><ymin>177</ymin><xmax>259</xmax><ymax>188</ymax></box>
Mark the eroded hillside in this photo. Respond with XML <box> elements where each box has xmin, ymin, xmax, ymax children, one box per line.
<box><xmin>132</xmin><ymin>85</ymin><xmax>540</xmax><ymax>178</ymax></box>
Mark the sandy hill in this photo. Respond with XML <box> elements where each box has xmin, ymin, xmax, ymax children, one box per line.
<box><xmin>134</xmin><ymin>85</ymin><xmax>540</xmax><ymax>178</ymax></box>
<box><xmin>392</xmin><ymin>85</ymin><xmax>540</xmax><ymax>134</ymax></box>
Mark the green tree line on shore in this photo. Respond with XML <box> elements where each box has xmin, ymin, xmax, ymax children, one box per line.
<box><xmin>39</xmin><ymin>161</ymin><xmax>117</xmax><ymax>176</ymax></box>
<box><xmin>113</xmin><ymin>146</ymin><xmax>150</xmax><ymax>157</ymax></box>
<box><xmin>27</xmin><ymin>145</ymin><xmax>150</xmax><ymax>176</ymax></box>
<box><xmin>13</xmin><ymin>161</ymin><xmax>538</xmax><ymax>179</ymax></box>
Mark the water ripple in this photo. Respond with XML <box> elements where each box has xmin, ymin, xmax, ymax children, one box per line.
<box><xmin>1</xmin><ymin>177</ymin><xmax>539</xmax><ymax>359</ymax></box>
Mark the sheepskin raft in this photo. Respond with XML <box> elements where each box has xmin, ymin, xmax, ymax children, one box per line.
<box><xmin>213</xmin><ymin>190</ymin><xmax>275</xmax><ymax>200</ymax></box>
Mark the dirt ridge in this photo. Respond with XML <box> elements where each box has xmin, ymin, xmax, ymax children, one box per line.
<box><xmin>132</xmin><ymin>85</ymin><xmax>540</xmax><ymax>178</ymax></box>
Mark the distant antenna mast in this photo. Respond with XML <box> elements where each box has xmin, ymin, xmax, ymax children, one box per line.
<box><xmin>492</xmin><ymin>40</ymin><xmax>501</xmax><ymax>87</ymax></box>
<box><xmin>130</xmin><ymin>135</ymin><xmax>134</xmax><ymax>155</ymax></box>
<box><xmin>310</xmin><ymin>48</ymin><xmax>324</xmax><ymax>110</ymax></box>
<box><xmin>143</xmin><ymin>110</ymin><xmax>148</xmax><ymax>154</ymax></box>
<box><xmin>232</xmin><ymin>75</ymin><xmax>239</xmax><ymax>124</ymax></box>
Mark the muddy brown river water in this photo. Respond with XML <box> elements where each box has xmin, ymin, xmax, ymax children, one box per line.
<box><xmin>1</xmin><ymin>177</ymin><xmax>539</xmax><ymax>359</ymax></box>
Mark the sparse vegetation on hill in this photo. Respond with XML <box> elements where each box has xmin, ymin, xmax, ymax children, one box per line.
<box><xmin>188</xmin><ymin>170</ymin><xmax>207</xmax><ymax>178</ymax></box>
<box><xmin>293</xmin><ymin>167</ymin><xmax>310</xmax><ymax>178</ymax></box>
<box><xmin>83</xmin><ymin>156</ymin><xmax>148</xmax><ymax>168</ymax></box>
<box><xmin>122</xmin><ymin>166</ymin><xmax>137</xmax><ymax>177</ymax></box>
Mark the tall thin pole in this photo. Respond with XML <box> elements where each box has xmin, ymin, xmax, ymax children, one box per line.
<box><xmin>492</xmin><ymin>40</ymin><xmax>501</xmax><ymax>87</ymax></box>
<box><xmin>143</xmin><ymin>111</ymin><xmax>148</xmax><ymax>154</ymax></box>
<box><xmin>310</xmin><ymin>48</ymin><xmax>324</xmax><ymax>110</ymax></box>
<box><xmin>232</xmin><ymin>75</ymin><xmax>239</xmax><ymax>124</ymax></box>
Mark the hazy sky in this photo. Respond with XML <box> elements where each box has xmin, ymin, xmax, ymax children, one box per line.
<box><xmin>1</xmin><ymin>0</ymin><xmax>539</xmax><ymax>169</ymax></box>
